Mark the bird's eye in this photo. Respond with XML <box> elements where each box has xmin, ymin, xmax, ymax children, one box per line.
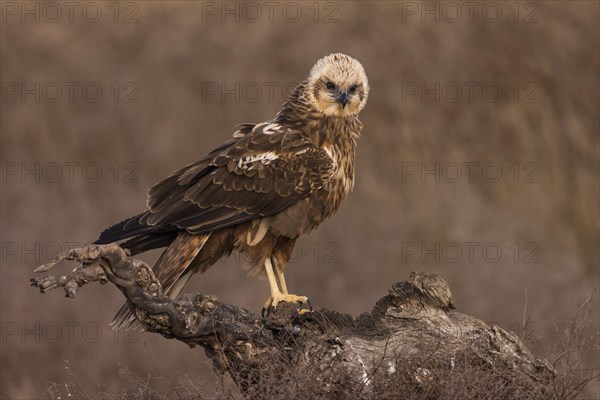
<box><xmin>349</xmin><ymin>84</ymin><xmax>358</xmax><ymax>94</ymax></box>
<box><xmin>325</xmin><ymin>81</ymin><xmax>336</xmax><ymax>91</ymax></box>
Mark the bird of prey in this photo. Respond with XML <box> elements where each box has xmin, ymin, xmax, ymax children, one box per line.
<box><xmin>95</xmin><ymin>53</ymin><xmax>369</xmax><ymax>329</ymax></box>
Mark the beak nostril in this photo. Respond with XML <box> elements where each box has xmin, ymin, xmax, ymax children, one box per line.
<box><xmin>337</xmin><ymin>92</ymin><xmax>349</xmax><ymax>108</ymax></box>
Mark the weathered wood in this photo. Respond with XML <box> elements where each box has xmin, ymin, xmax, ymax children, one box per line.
<box><xmin>31</xmin><ymin>244</ymin><xmax>556</xmax><ymax>398</ymax></box>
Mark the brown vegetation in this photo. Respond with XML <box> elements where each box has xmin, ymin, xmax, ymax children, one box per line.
<box><xmin>1</xmin><ymin>1</ymin><xmax>598</xmax><ymax>398</ymax></box>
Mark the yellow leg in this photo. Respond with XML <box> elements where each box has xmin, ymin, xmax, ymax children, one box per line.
<box><xmin>264</xmin><ymin>257</ymin><xmax>280</xmax><ymax>300</ymax></box>
<box><xmin>276</xmin><ymin>269</ymin><xmax>288</xmax><ymax>294</ymax></box>
<box><xmin>262</xmin><ymin>258</ymin><xmax>308</xmax><ymax>312</ymax></box>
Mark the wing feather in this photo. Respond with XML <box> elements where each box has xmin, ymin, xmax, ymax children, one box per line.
<box><xmin>129</xmin><ymin>123</ymin><xmax>335</xmax><ymax>237</ymax></box>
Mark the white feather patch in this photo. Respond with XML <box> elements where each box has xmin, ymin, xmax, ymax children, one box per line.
<box><xmin>262</xmin><ymin>123</ymin><xmax>281</xmax><ymax>134</ymax></box>
<box><xmin>237</xmin><ymin>151</ymin><xmax>279</xmax><ymax>169</ymax></box>
<box><xmin>323</xmin><ymin>145</ymin><xmax>335</xmax><ymax>161</ymax></box>
<box><xmin>247</xmin><ymin>218</ymin><xmax>269</xmax><ymax>246</ymax></box>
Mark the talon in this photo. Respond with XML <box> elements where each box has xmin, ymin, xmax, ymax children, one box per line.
<box><xmin>262</xmin><ymin>258</ymin><xmax>309</xmax><ymax>316</ymax></box>
<box><xmin>297</xmin><ymin>298</ymin><xmax>313</xmax><ymax>315</ymax></box>
<box><xmin>262</xmin><ymin>293</ymin><xmax>309</xmax><ymax>313</ymax></box>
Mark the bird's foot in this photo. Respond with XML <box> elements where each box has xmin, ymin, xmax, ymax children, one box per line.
<box><xmin>262</xmin><ymin>293</ymin><xmax>311</xmax><ymax>317</ymax></box>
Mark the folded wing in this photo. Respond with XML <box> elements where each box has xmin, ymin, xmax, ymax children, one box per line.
<box><xmin>97</xmin><ymin>123</ymin><xmax>334</xmax><ymax>244</ymax></box>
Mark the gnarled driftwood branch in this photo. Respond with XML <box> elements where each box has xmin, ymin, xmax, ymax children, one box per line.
<box><xmin>31</xmin><ymin>244</ymin><xmax>556</xmax><ymax>398</ymax></box>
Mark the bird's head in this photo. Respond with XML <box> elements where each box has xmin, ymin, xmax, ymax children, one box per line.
<box><xmin>306</xmin><ymin>53</ymin><xmax>369</xmax><ymax>118</ymax></box>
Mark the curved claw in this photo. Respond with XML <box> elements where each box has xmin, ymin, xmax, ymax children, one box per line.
<box><xmin>262</xmin><ymin>293</ymin><xmax>310</xmax><ymax>316</ymax></box>
<box><xmin>298</xmin><ymin>299</ymin><xmax>313</xmax><ymax>315</ymax></box>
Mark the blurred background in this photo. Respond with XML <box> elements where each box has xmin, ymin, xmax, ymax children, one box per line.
<box><xmin>1</xmin><ymin>1</ymin><xmax>598</xmax><ymax>398</ymax></box>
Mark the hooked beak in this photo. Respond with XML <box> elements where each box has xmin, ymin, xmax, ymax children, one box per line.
<box><xmin>336</xmin><ymin>91</ymin><xmax>349</xmax><ymax>108</ymax></box>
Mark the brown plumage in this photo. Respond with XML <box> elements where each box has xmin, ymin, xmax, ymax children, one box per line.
<box><xmin>96</xmin><ymin>53</ymin><xmax>369</xmax><ymax>329</ymax></box>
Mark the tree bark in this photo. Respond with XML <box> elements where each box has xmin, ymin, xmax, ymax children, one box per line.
<box><xmin>31</xmin><ymin>244</ymin><xmax>556</xmax><ymax>398</ymax></box>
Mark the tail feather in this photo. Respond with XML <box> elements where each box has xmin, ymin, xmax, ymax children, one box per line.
<box><xmin>95</xmin><ymin>213</ymin><xmax>146</xmax><ymax>244</ymax></box>
<box><xmin>120</xmin><ymin>233</ymin><xmax>178</xmax><ymax>255</ymax></box>
<box><xmin>95</xmin><ymin>212</ymin><xmax>177</xmax><ymax>245</ymax></box>
<box><xmin>111</xmin><ymin>232</ymin><xmax>211</xmax><ymax>331</ymax></box>
<box><xmin>111</xmin><ymin>303</ymin><xmax>140</xmax><ymax>332</ymax></box>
